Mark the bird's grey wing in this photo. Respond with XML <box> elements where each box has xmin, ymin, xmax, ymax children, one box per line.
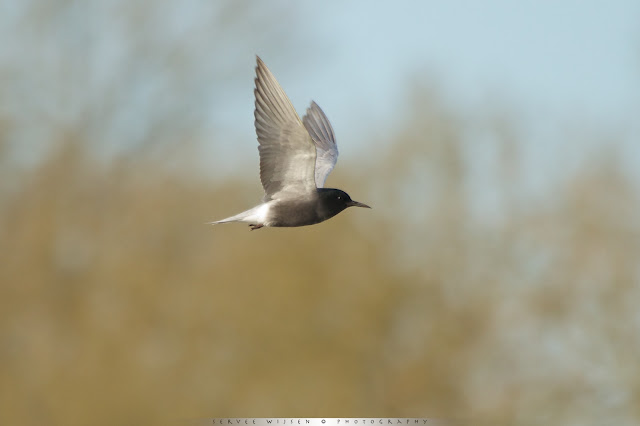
<box><xmin>302</xmin><ymin>101</ymin><xmax>338</xmax><ymax>188</ymax></box>
<box><xmin>254</xmin><ymin>57</ymin><xmax>317</xmax><ymax>200</ymax></box>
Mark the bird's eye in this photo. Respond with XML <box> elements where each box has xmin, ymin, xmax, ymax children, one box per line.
<box><xmin>337</xmin><ymin>196</ymin><xmax>341</xmax><ymax>200</ymax></box>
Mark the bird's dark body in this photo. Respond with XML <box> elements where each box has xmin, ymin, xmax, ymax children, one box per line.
<box><xmin>268</xmin><ymin>189</ymin><xmax>349</xmax><ymax>227</ymax></box>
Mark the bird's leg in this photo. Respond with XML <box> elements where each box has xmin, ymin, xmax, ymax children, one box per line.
<box><xmin>249</xmin><ymin>224</ymin><xmax>263</xmax><ymax>231</ymax></box>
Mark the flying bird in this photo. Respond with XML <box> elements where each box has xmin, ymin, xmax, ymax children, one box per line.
<box><xmin>209</xmin><ymin>56</ymin><xmax>370</xmax><ymax>230</ymax></box>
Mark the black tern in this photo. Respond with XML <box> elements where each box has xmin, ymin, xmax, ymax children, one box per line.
<box><xmin>209</xmin><ymin>56</ymin><xmax>370</xmax><ymax>230</ymax></box>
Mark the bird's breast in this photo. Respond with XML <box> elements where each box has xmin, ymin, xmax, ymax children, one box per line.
<box><xmin>268</xmin><ymin>198</ymin><xmax>325</xmax><ymax>227</ymax></box>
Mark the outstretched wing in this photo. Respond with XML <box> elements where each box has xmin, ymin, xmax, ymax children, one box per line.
<box><xmin>302</xmin><ymin>101</ymin><xmax>338</xmax><ymax>188</ymax></box>
<box><xmin>254</xmin><ymin>57</ymin><xmax>317</xmax><ymax>200</ymax></box>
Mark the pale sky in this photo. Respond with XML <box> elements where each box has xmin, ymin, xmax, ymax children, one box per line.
<box><xmin>2</xmin><ymin>1</ymin><xmax>639</xmax><ymax>189</ymax></box>
<box><xmin>211</xmin><ymin>1</ymin><xmax>639</xmax><ymax>174</ymax></box>
<box><xmin>201</xmin><ymin>1</ymin><xmax>640</xmax><ymax>207</ymax></box>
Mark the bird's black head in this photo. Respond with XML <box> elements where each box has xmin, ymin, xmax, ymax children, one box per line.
<box><xmin>317</xmin><ymin>188</ymin><xmax>371</xmax><ymax>220</ymax></box>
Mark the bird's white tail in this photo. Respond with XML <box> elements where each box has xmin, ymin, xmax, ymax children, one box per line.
<box><xmin>207</xmin><ymin>203</ymin><xmax>271</xmax><ymax>226</ymax></box>
<box><xmin>206</xmin><ymin>211</ymin><xmax>250</xmax><ymax>225</ymax></box>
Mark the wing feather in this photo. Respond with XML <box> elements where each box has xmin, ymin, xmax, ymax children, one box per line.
<box><xmin>303</xmin><ymin>101</ymin><xmax>338</xmax><ymax>188</ymax></box>
<box><xmin>254</xmin><ymin>57</ymin><xmax>317</xmax><ymax>200</ymax></box>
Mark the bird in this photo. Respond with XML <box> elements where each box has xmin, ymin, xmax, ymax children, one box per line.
<box><xmin>209</xmin><ymin>56</ymin><xmax>370</xmax><ymax>230</ymax></box>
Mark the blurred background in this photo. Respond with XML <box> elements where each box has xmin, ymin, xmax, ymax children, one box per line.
<box><xmin>1</xmin><ymin>1</ymin><xmax>639</xmax><ymax>425</ymax></box>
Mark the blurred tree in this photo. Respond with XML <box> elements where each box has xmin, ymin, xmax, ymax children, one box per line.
<box><xmin>0</xmin><ymin>3</ymin><xmax>639</xmax><ymax>425</ymax></box>
<box><xmin>0</xmin><ymin>0</ymin><xmax>305</xmax><ymax>164</ymax></box>
<box><xmin>2</xmin><ymin>83</ymin><xmax>639</xmax><ymax>425</ymax></box>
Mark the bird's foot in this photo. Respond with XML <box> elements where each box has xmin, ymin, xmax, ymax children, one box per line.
<box><xmin>249</xmin><ymin>224</ymin><xmax>263</xmax><ymax>231</ymax></box>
